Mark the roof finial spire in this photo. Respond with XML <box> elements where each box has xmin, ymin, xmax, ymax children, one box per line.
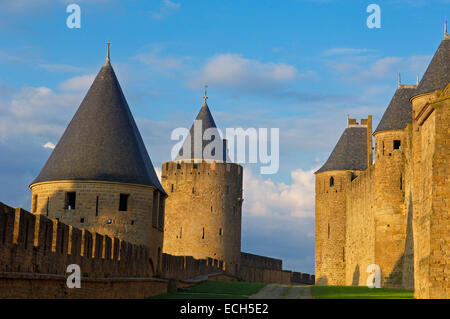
<box><xmin>445</xmin><ymin>18</ymin><xmax>448</xmax><ymax>37</ymax></box>
<box><xmin>398</xmin><ymin>72</ymin><xmax>401</xmax><ymax>88</ymax></box>
<box><xmin>105</xmin><ymin>41</ymin><xmax>111</xmax><ymax>65</ymax></box>
<box><xmin>203</xmin><ymin>84</ymin><xmax>208</xmax><ymax>105</ymax></box>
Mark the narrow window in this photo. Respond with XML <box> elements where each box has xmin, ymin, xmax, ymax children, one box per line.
<box><xmin>131</xmin><ymin>220</ymin><xmax>134</xmax><ymax>225</ymax></box>
<box><xmin>95</xmin><ymin>196</ymin><xmax>99</xmax><ymax>216</ymax></box>
<box><xmin>180</xmin><ymin>227</ymin><xmax>182</xmax><ymax>239</ymax></box>
<box><xmin>328</xmin><ymin>224</ymin><xmax>330</xmax><ymax>239</ymax></box>
<box><xmin>192</xmin><ymin>187</ymin><xmax>195</xmax><ymax>194</ymax></box>
<box><xmin>46</xmin><ymin>197</ymin><xmax>49</xmax><ymax>216</ymax></box>
<box><xmin>393</xmin><ymin>140</ymin><xmax>401</xmax><ymax>150</ymax></box>
<box><xmin>382</xmin><ymin>141</ymin><xmax>385</xmax><ymax>155</ymax></box>
<box><xmin>211</xmin><ymin>206</ymin><xmax>213</xmax><ymax>213</ymax></box>
<box><xmin>171</xmin><ymin>184</ymin><xmax>174</xmax><ymax>193</ymax></box>
<box><xmin>158</xmin><ymin>195</ymin><xmax>165</xmax><ymax>231</ymax></box>
<box><xmin>226</xmin><ymin>186</ymin><xmax>229</xmax><ymax>195</ymax></box>
<box><xmin>400</xmin><ymin>173</ymin><xmax>403</xmax><ymax>190</ymax></box>
<box><xmin>119</xmin><ymin>194</ymin><xmax>129</xmax><ymax>211</ymax></box>
<box><xmin>32</xmin><ymin>195</ymin><xmax>38</xmax><ymax>213</ymax></box>
<box><xmin>343</xmin><ymin>247</ymin><xmax>345</xmax><ymax>262</ymax></box>
<box><xmin>80</xmin><ymin>218</ymin><xmax>84</xmax><ymax>223</ymax></box>
<box><xmin>202</xmin><ymin>227</ymin><xmax>205</xmax><ymax>239</ymax></box>
<box><xmin>152</xmin><ymin>189</ymin><xmax>159</xmax><ymax>227</ymax></box>
<box><xmin>219</xmin><ymin>228</ymin><xmax>222</xmax><ymax>236</ymax></box>
<box><xmin>329</xmin><ymin>177</ymin><xmax>334</xmax><ymax>187</ymax></box>
<box><xmin>177</xmin><ymin>163</ymin><xmax>181</xmax><ymax>169</ymax></box>
<box><xmin>193</xmin><ymin>163</ymin><xmax>198</xmax><ymax>169</ymax></box>
<box><xmin>65</xmin><ymin>192</ymin><xmax>76</xmax><ymax>210</ymax></box>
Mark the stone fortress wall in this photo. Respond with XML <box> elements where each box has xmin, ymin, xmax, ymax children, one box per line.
<box><xmin>315</xmin><ymin>86</ymin><xmax>449</xmax><ymax>299</ymax></box>
<box><xmin>29</xmin><ymin>181</ymin><xmax>164</xmax><ymax>275</ymax></box>
<box><xmin>161</xmin><ymin>160</ymin><xmax>243</xmax><ymax>275</ymax></box>
<box><xmin>0</xmin><ymin>201</ymin><xmax>315</xmax><ymax>298</ymax></box>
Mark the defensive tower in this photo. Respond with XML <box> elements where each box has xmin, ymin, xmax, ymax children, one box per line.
<box><xmin>372</xmin><ymin>75</ymin><xmax>418</xmax><ymax>288</ymax></box>
<box><xmin>29</xmin><ymin>44</ymin><xmax>166</xmax><ymax>272</ymax></box>
<box><xmin>314</xmin><ymin>116</ymin><xmax>372</xmax><ymax>285</ymax></box>
<box><xmin>161</xmin><ymin>89</ymin><xmax>243</xmax><ymax>275</ymax></box>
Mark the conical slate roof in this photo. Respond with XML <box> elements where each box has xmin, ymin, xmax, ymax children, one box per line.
<box><xmin>416</xmin><ymin>37</ymin><xmax>450</xmax><ymax>95</ymax></box>
<box><xmin>315</xmin><ymin>126</ymin><xmax>368</xmax><ymax>174</ymax></box>
<box><xmin>374</xmin><ymin>86</ymin><xmax>416</xmax><ymax>133</ymax></box>
<box><xmin>176</xmin><ymin>99</ymin><xmax>226</xmax><ymax>162</ymax></box>
<box><xmin>32</xmin><ymin>60</ymin><xmax>165</xmax><ymax>194</ymax></box>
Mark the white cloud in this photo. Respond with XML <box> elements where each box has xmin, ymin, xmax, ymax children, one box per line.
<box><xmin>152</xmin><ymin>0</ymin><xmax>180</xmax><ymax>20</ymax></box>
<box><xmin>0</xmin><ymin>74</ymin><xmax>95</xmax><ymax>143</ymax></box>
<box><xmin>59</xmin><ymin>74</ymin><xmax>95</xmax><ymax>91</ymax></box>
<box><xmin>154</xmin><ymin>167</ymin><xmax>162</xmax><ymax>182</ymax></box>
<box><xmin>327</xmin><ymin>53</ymin><xmax>431</xmax><ymax>83</ymax></box>
<box><xmin>134</xmin><ymin>48</ymin><xmax>186</xmax><ymax>72</ymax></box>
<box><xmin>243</xmin><ymin>167</ymin><xmax>316</xmax><ymax>219</ymax></box>
<box><xmin>187</xmin><ymin>54</ymin><xmax>299</xmax><ymax>92</ymax></box>
<box><xmin>43</xmin><ymin>142</ymin><xmax>55</xmax><ymax>149</ymax></box>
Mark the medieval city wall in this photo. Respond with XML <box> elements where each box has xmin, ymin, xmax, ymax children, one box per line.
<box><xmin>0</xmin><ymin>202</ymin><xmax>227</xmax><ymax>298</ymax></box>
<box><xmin>240</xmin><ymin>252</ymin><xmax>282</xmax><ymax>271</ymax></box>
<box><xmin>345</xmin><ymin>165</ymin><xmax>376</xmax><ymax>286</ymax></box>
<box><xmin>411</xmin><ymin>92</ymin><xmax>450</xmax><ymax>299</ymax></box>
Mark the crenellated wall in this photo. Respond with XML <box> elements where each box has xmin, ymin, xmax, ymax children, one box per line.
<box><xmin>240</xmin><ymin>252</ymin><xmax>282</xmax><ymax>271</ymax></box>
<box><xmin>0</xmin><ymin>202</ymin><xmax>155</xmax><ymax>277</ymax></box>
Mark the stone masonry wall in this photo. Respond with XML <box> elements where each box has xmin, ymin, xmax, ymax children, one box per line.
<box><xmin>240</xmin><ymin>252</ymin><xmax>282</xmax><ymax>271</ymax></box>
<box><xmin>315</xmin><ymin>170</ymin><xmax>353</xmax><ymax>285</ymax></box>
<box><xmin>29</xmin><ymin>181</ymin><xmax>164</xmax><ymax>274</ymax></box>
<box><xmin>411</xmin><ymin>90</ymin><xmax>450</xmax><ymax>299</ymax></box>
<box><xmin>345</xmin><ymin>165</ymin><xmax>376</xmax><ymax>286</ymax></box>
<box><xmin>0</xmin><ymin>202</ymin><xmax>155</xmax><ymax>277</ymax></box>
<box><xmin>161</xmin><ymin>161</ymin><xmax>243</xmax><ymax>275</ymax></box>
<box><xmin>373</xmin><ymin>130</ymin><xmax>410</xmax><ymax>288</ymax></box>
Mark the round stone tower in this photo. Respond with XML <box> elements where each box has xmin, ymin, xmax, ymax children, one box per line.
<box><xmin>161</xmin><ymin>90</ymin><xmax>243</xmax><ymax>275</ymax></box>
<box><xmin>314</xmin><ymin>116</ymin><xmax>372</xmax><ymax>285</ymax></box>
<box><xmin>29</xmin><ymin>46</ymin><xmax>166</xmax><ymax>273</ymax></box>
<box><xmin>373</xmin><ymin>77</ymin><xmax>418</xmax><ymax>288</ymax></box>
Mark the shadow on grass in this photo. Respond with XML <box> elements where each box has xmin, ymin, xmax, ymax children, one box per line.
<box><xmin>151</xmin><ymin>281</ymin><xmax>268</xmax><ymax>299</ymax></box>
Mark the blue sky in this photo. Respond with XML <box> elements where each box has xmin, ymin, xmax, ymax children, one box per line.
<box><xmin>0</xmin><ymin>0</ymin><xmax>448</xmax><ymax>273</ymax></box>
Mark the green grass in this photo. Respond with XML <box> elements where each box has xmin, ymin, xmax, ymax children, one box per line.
<box><xmin>311</xmin><ymin>285</ymin><xmax>414</xmax><ymax>299</ymax></box>
<box><xmin>152</xmin><ymin>280</ymin><xmax>267</xmax><ymax>299</ymax></box>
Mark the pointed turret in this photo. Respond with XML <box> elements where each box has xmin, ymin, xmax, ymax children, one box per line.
<box><xmin>415</xmin><ymin>27</ymin><xmax>450</xmax><ymax>95</ymax></box>
<box><xmin>374</xmin><ymin>81</ymin><xmax>417</xmax><ymax>133</ymax></box>
<box><xmin>315</xmin><ymin>118</ymin><xmax>370</xmax><ymax>174</ymax></box>
<box><xmin>32</xmin><ymin>45</ymin><xmax>164</xmax><ymax>194</ymax></box>
<box><xmin>176</xmin><ymin>86</ymin><xmax>226</xmax><ymax>162</ymax></box>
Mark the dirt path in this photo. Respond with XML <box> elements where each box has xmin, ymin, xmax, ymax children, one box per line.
<box><xmin>249</xmin><ymin>284</ymin><xmax>312</xmax><ymax>299</ymax></box>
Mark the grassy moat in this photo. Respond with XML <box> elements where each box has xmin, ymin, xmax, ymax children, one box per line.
<box><xmin>152</xmin><ymin>281</ymin><xmax>414</xmax><ymax>299</ymax></box>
